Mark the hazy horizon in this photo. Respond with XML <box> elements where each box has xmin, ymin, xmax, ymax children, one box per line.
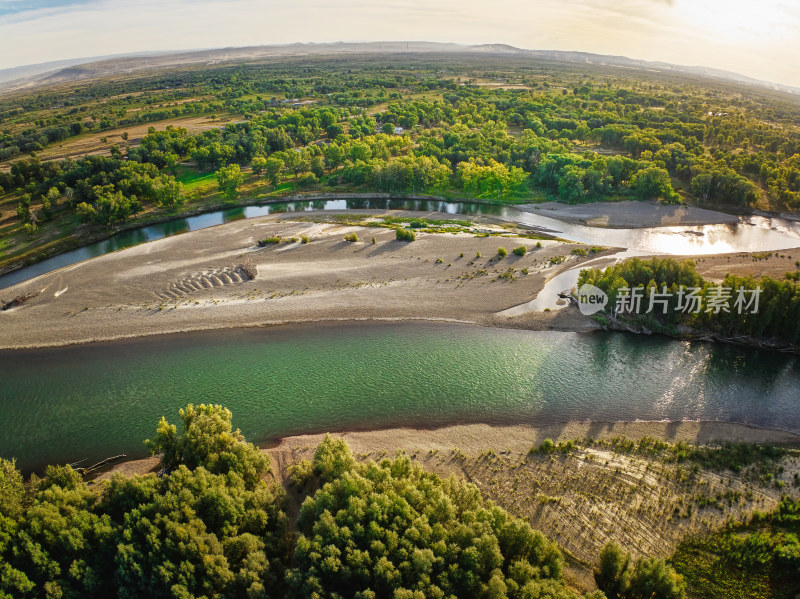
<box><xmin>0</xmin><ymin>0</ymin><xmax>798</xmax><ymax>88</ymax></box>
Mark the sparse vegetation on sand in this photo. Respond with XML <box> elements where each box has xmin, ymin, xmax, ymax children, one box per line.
<box><xmin>395</xmin><ymin>227</ymin><xmax>416</xmax><ymax>241</ymax></box>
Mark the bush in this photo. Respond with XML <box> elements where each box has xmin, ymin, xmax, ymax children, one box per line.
<box><xmin>287</xmin><ymin>459</ymin><xmax>314</xmax><ymax>488</ymax></box>
<box><xmin>596</xmin><ymin>541</ymin><xmax>686</xmax><ymax>599</ymax></box>
<box><xmin>497</xmin><ymin>246</ymin><xmax>508</xmax><ymax>258</ymax></box>
<box><xmin>539</xmin><ymin>438</ymin><xmax>556</xmax><ymax>453</ymax></box>
<box><xmin>344</xmin><ymin>232</ymin><xmax>359</xmax><ymax>242</ymax></box>
<box><xmin>260</xmin><ymin>236</ymin><xmax>281</xmax><ymax>244</ymax></box>
<box><xmin>300</xmin><ymin>234</ymin><xmax>310</xmax><ymax>243</ymax></box>
<box><xmin>297</xmin><ymin>172</ymin><xmax>318</xmax><ymax>187</ymax></box>
<box><xmin>513</xmin><ymin>245</ymin><xmax>527</xmax><ymax>256</ymax></box>
<box><xmin>396</xmin><ymin>228</ymin><xmax>416</xmax><ymax>242</ymax></box>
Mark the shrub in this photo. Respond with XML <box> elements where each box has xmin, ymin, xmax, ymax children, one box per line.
<box><xmin>513</xmin><ymin>245</ymin><xmax>527</xmax><ymax>256</ymax></box>
<box><xmin>595</xmin><ymin>541</ymin><xmax>686</xmax><ymax>599</ymax></box>
<box><xmin>297</xmin><ymin>172</ymin><xmax>318</xmax><ymax>187</ymax></box>
<box><xmin>344</xmin><ymin>232</ymin><xmax>359</xmax><ymax>242</ymax></box>
<box><xmin>301</xmin><ymin>234</ymin><xmax>310</xmax><ymax>244</ymax></box>
<box><xmin>287</xmin><ymin>459</ymin><xmax>314</xmax><ymax>488</ymax></box>
<box><xmin>261</xmin><ymin>236</ymin><xmax>281</xmax><ymax>244</ymax></box>
<box><xmin>497</xmin><ymin>246</ymin><xmax>508</xmax><ymax>258</ymax></box>
<box><xmin>539</xmin><ymin>438</ymin><xmax>556</xmax><ymax>453</ymax></box>
<box><xmin>396</xmin><ymin>228</ymin><xmax>416</xmax><ymax>242</ymax></box>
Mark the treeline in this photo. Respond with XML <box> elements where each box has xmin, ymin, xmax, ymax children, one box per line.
<box><xmin>4</xmin><ymin>61</ymin><xmax>800</xmax><ymax>244</ymax></box>
<box><xmin>0</xmin><ymin>404</ymin><xmax>694</xmax><ymax>599</ymax></box>
<box><xmin>4</xmin><ymin>150</ymin><xmax>184</xmax><ymax>231</ymax></box>
<box><xmin>578</xmin><ymin>257</ymin><xmax>800</xmax><ymax>345</ymax></box>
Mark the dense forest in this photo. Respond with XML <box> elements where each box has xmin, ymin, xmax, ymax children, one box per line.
<box><xmin>1</xmin><ymin>404</ymin><xmax>796</xmax><ymax>598</ymax></box>
<box><xmin>578</xmin><ymin>257</ymin><xmax>800</xmax><ymax>347</ymax></box>
<box><xmin>1</xmin><ymin>54</ymin><xmax>800</xmax><ymax>270</ymax></box>
<box><xmin>0</xmin><ymin>404</ymin><xmax>623</xmax><ymax>598</ymax></box>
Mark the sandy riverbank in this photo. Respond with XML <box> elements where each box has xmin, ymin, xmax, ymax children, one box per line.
<box><xmin>3</xmin><ymin>208</ymin><xmax>800</xmax><ymax>349</ymax></box>
<box><xmin>0</xmin><ymin>210</ymin><xmax>608</xmax><ymax>349</ymax></box>
<box><xmin>520</xmin><ymin>200</ymin><xmax>742</xmax><ymax>228</ymax></box>
<box><xmin>96</xmin><ymin>420</ymin><xmax>800</xmax><ymax>483</ymax></box>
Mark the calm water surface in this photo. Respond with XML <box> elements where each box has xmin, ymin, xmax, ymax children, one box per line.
<box><xmin>1</xmin><ymin>321</ymin><xmax>798</xmax><ymax>471</ymax></box>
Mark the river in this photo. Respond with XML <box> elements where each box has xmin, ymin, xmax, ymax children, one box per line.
<box><xmin>1</xmin><ymin>321</ymin><xmax>798</xmax><ymax>472</ymax></box>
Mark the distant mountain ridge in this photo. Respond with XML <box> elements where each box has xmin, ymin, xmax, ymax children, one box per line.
<box><xmin>1</xmin><ymin>41</ymin><xmax>797</xmax><ymax>95</ymax></box>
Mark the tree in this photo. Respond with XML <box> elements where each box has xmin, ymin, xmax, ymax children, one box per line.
<box><xmin>310</xmin><ymin>155</ymin><xmax>325</xmax><ymax>179</ymax></box>
<box><xmin>630</xmin><ymin>166</ymin><xmax>677</xmax><ymax>202</ymax></box>
<box><xmin>44</xmin><ymin>186</ymin><xmax>60</xmax><ymax>215</ymax></box>
<box><xmin>326</xmin><ymin>124</ymin><xmax>344</xmax><ymax>138</ymax></box>
<box><xmin>595</xmin><ymin>542</ymin><xmax>631</xmax><ymax>599</ymax></box>
<box><xmin>156</xmin><ymin>178</ymin><xmax>184</xmax><ymax>211</ymax></box>
<box><xmin>290</xmin><ymin>437</ymin><xmax>572</xmax><ymax>599</ymax></box>
<box><xmin>595</xmin><ymin>541</ymin><xmax>685</xmax><ymax>599</ymax></box>
<box><xmin>216</xmin><ymin>164</ymin><xmax>246</xmax><ymax>200</ymax></box>
<box><xmin>76</xmin><ymin>187</ymin><xmax>135</xmax><ymax>229</ymax></box>
<box><xmin>283</xmin><ymin>150</ymin><xmax>309</xmax><ymax>180</ymax></box>
<box><xmin>15</xmin><ymin>202</ymin><xmax>30</xmax><ymax>223</ymax></box>
<box><xmin>251</xmin><ymin>155</ymin><xmax>268</xmax><ymax>178</ymax></box>
<box><xmin>627</xmin><ymin>558</ymin><xmax>685</xmax><ymax>599</ymax></box>
<box><xmin>264</xmin><ymin>157</ymin><xmax>284</xmax><ymax>187</ymax></box>
<box><xmin>0</xmin><ymin>458</ymin><xmax>25</xmax><ymax>520</ymax></box>
<box><xmin>145</xmin><ymin>403</ymin><xmax>270</xmax><ymax>489</ymax></box>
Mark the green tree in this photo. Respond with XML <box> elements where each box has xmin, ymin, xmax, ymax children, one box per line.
<box><xmin>145</xmin><ymin>403</ymin><xmax>270</xmax><ymax>489</ymax></box>
<box><xmin>630</xmin><ymin>167</ymin><xmax>677</xmax><ymax>202</ymax></box>
<box><xmin>216</xmin><ymin>164</ymin><xmax>246</xmax><ymax>200</ymax></box>
<box><xmin>264</xmin><ymin>157</ymin><xmax>284</xmax><ymax>187</ymax></box>
<box><xmin>156</xmin><ymin>178</ymin><xmax>184</xmax><ymax>211</ymax></box>
<box><xmin>595</xmin><ymin>542</ymin><xmax>631</xmax><ymax>599</ymax></box>
<box><xmin>252</xmin><ymin>155</ymin><xmax>268</xmax><ymax>178</ymax></box>
<box><xmin>627</xmin><ymin>558</ymin><xmax>685</xmax><ymax>599</ymax></box>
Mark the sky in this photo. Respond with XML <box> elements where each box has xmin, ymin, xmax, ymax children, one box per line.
<box><xmin>0</xmin><ymin>0</ymin><xmax>798</xmax><ymax>87</ymax></box>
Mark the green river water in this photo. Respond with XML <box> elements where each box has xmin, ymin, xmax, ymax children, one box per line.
<box><xmin>1</xmin><ymin>321</ymin><xmax>799</xmax><ymax>471</ymax></box>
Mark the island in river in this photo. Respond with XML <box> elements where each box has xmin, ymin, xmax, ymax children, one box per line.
<box><xmin>2</xmin><ymin>203</ymin><xmax>800</xmax><ymax>350</ymax></box>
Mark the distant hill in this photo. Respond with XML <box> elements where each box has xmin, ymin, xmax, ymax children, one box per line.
<box><xmin>1</xmin><ymin>41</ymin><xmax>798</xmax><ymax>95</ymax></box>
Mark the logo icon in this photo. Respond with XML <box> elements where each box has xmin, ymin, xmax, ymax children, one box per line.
<box><xmin>577</xmin><ymin>284</ymin><xmax>608</xmax><ymax>315</ymax></box>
